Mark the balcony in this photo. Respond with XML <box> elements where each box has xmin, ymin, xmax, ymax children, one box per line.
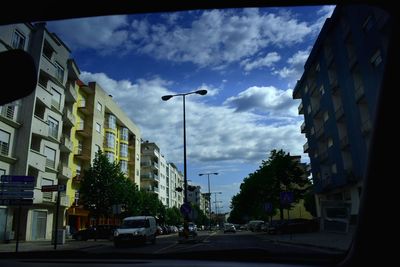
<box><xmin>315</xmin><ymin>125</ymin><xmax>324</xmax><ymax>139</ymax></box>
<box><xmin>303</xmin><ymin>142</ymin><xmax>309</xmax><ymax>153</ymax></box>
<box><xmin>58</xmin><ymin>165</ymin><xmax>72</xmax><ymax>180</ymax></box>
<box><xmin>28</xmin><ymin>149</ymin><xmax>46</xmax><ymax>172</ymax></box>
<box><xmin>143</xmin><ymin>186</ymin><xmax>159</xmax><ymax>194</ymax></box>
<box><xmin>74</xmin><ymin>146</ymin><xmax>91</xmax><ymax>161</ymax></box>
<box><xmin>298</xmin><ymin>102</ymin><xmax>304</xmax><ymax>114</ymax></box>
<box><xmin>340</xmin><ymin>136</ymin><xmax>350</xmax><ymax>149</ymax></box>
<box><xmin>32</xmin><ymin>116</ymin><xmax>49</xmax><ymax>138</ymax></box>
<box><xmin>75</xmin><ymin>121</ymin><xmax>91</xmax><ymax>138</ymax></box>
<box><xmin>40</xmin><ymin>55</ymin><xmax>58</xmax><ymax>81</ymax></box>
<box><xmin>78</xmin><ymin>100</ymin><xmax>91</xmax><ymax>115</ymax></box>
<box><xmin>65</xmin><ymin>83</ymin><xmax>77</xmax><ymax>102</ymax></box>
<box><xmin>335</xmin><ymin>105</ymin><xmax>345</xmax><ymax>120</ymax></box>
<box><xmin>60</xmin><ymin>135</ymin><xmax>73</xmax><ymax>152</ymax></box>
<box><xmin>0</xmin><ymin>105</ymin><xmax>21</xmax><ymax>128</ymax></box>
<box><xmin>300</xmin><ymin>121</ymin><xmax>306</xmax><ymax>133</ymax></box>
<box><xmin>361</xmin><ymin>119</ymin><xmax>372</xmax><ymax>135</ymax></box>
<box><xmin>36</xmin><ymin>85</ymin><xmax>52</xmax><ymax>108</ymax></box>
<box><xmin>63</xmin><ymin>108</ymin><xmax>75</xmax><ymax>126</ymax></box>
<box><xmin>0</xmin><ymin>141</ymin><xmax>17</xmax><ymax>164</ymax></box>
<box><xmin>355</xmin><ymin>85</ymin><xmax>365</xmax><ymax>102</ymax></box>
<box><xmin>45</xmin><ymin>158</ymin><xmax>56</xmax><ymax>171</ymax></box>
<box><xmin>141</xmin><ymin>173</ymin><xmax>159</xmax><ymax>182</ymax></box>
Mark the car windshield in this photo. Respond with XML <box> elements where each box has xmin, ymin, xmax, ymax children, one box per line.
<box><xmin>120</xmin><ymin>220</ymin><xmax>146</xmax><ymax>229</ymax></box>
<box><xmin>0</xmin><ymin>2</ymin><xmax>392</xmax><ymax>265</ymax></box>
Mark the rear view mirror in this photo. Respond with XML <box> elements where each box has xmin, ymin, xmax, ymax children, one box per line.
<box><xmin>0</xmin><ymin>49</ymin><xmax>37</xmax><ymax>105</ymax></box>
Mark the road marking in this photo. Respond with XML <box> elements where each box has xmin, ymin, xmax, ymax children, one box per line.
<box><xmin>153</xmin><ymin>242</ymin><xmax>179</xmax><ymax>254</ymax></box>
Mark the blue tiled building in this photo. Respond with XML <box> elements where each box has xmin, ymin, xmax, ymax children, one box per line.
<box><xmin>293</xmin><ymin>5</ymin><xmax>391</xmax><ymax>230</ymax></box>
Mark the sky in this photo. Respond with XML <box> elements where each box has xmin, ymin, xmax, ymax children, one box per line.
<box><xmin>47</xmin><ymin>5</ymin><xmax>335</xmax><ymax>214</ymax></box>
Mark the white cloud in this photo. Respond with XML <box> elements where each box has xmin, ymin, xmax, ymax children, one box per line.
<box><xmin>195</xmin><ymin>83</ymin><xmax>220</xmax><ymax>96</ymax></box>
<box><xmin>240</xmin><ymin>52</ymin><xmax>281</xmax><ymax>72</ymax></box>
<box><xmin>273</xmin><ymin>49</ymin><xmax>310</xmax><ymax>82</ymax></box>
<box><xmin>127</xmin><ymin>8</ymin><xmax>312</xmax><ymax>68</ymax></box>
<box><xmin>224</xmin><ymin>86</ymin><xmax>298</xmax><ymax>117</ymax></box>
<box><xmin>311</xmin><ymin>5</ymin><xmax>336</xmax><ymax>34</ymax></box>
<box><xmin>47</xmin><ymin>16</ymin><xmax>129</xmax><ymax>53</ymax></box>
<box><xmin>80</xmin><ymin>72</ymin><xmax>307</xmax><ymax>165</ymax></box>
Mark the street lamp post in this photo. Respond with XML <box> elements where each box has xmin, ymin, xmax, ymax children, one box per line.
<box><xmin>199</xmin><ymin>172</ymin><xmax>218</xmax><ymax>231</ymax></box>
<box><xmin>162</xmin><ymin>89</ymin><xmax>207</xmax><ymax>238</ymax></box>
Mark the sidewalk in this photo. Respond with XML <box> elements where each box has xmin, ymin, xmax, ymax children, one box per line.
<box><xmin>259</xmin><ymin>229</ymin><xmax>354</xmax><ymax>252</ymax></box>
<box><xmin>0</xmin><ymin>239</ymin><xmax>109</xmax><ymax>253</ymax></box>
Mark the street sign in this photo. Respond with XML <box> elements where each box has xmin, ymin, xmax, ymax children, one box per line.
<box><xmin>280</xmin><ymin>191</ymin><xmax>294</xmax><ymax>205</ymax></box>
<box><xmin>41</xmin><ymin>185</ymin><xmax>59</xmax><ymax>192</ymax></box>
<box><xmin>180</xmin><ymin>202</ymin><xmax>192</xmax><ymax>215</ymax></box>
<box><xmin>264</xmin><ymin>202</ymin><xmax>273</xmax><ymax>213</ymax></box>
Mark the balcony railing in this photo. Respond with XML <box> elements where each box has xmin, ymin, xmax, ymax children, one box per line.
<box><xmin>0</xmin><ymin>141</ymin><xmax>9</xmax><ymax>156</ymax></box>
<box><xmin>46</xmin><ymin>158</ymin><xmax>55</xmax><ymax>169</ymax></box>
<box><xmin>48</xmin><ymin>126</ymin><xmax>58</xmax><ymax>140</ymax></box>
<box><xmin>301</xmin><ymin>121</ymin><xmax>306</xmax><ymax>133</ymax></box>
<box><xmin>303</xmin><ymin>142</ymin><xmax>309</xmax><ymax>153</ymax></box>
<box><xmin>298</xmin><ymin>102</ymin><xmax>304</xmax><ymax>114</ymax></box>
<box><xmin>0</xmin><ymin>105</ymin><xmax>16</xmax><ymax>121</ymax></box>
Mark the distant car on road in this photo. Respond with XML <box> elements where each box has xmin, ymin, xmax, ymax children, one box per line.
<box><xmin>223</xmin><ymin>223</ymin><xmax>236</xmax><ymax>233</ymax></box>
<box><xmin>178</xmin><ymin>222</ymin><xmax>197</xmax><ymax>239</ymax></box>
<box><xmin>72</xmin><ymin>225</ymin><xmax>116</xmax><ymax>241</ymax></box>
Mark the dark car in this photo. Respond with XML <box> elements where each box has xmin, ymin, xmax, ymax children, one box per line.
<box><xmin>72</xmin><ymin>225</ymin><xmax>117</xmax><ymax>241</ymax></box>
<box><xmin>268</xmin><ymin>219</ymin><xmax>319</xmax><ymax>235</ymax></box>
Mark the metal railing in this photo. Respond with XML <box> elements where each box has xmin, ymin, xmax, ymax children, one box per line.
<box><xmin>0</xmin><ymin>141</ymin><xmax>9</xmax><ymax>156</ymax></box>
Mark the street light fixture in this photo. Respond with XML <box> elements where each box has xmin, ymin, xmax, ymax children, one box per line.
<box><xmin>162</xmin><ymin>89</ymin><xmax>207</xmax><ymax>238</ymax></box>
<box><xmin>199</xmin><ymin>172</ymin><xmax>218</xmax><ymax>231</ymax></box>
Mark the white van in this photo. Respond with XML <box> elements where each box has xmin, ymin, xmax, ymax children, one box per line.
<box><xmin>113</xmin><ymin>216</ymin><xmax>157</xmax><ymax>247</ymax></box>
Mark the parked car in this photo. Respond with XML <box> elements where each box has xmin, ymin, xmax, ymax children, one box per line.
<box><xmin>223</xmin><ymin>223</ymin><xmax>236</xmax><ymax>233</ymax></box>
<box><xmin>72</xmin><ymin>225</ymin><xmax>116</xmax><ymax>241</ymax></box>
<box><xmin>247</xmin><ymin>220</ymin><xmax>265</xmax><ymax>232</ymax></box>
<box><xmin>268</xmin><ymin>219</ymin><xmax>319</xmax><ymax>235</ymax></box>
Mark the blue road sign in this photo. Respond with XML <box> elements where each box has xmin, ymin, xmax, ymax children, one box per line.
<box><xmin>180</xmin><ymin>202</ymin><xmax>192</xmax><ymax>215</ymax></box>
<box><xmin>280</xmin><ymin>192</ymin><xmax>294</xmax><ymax>205</ymax></box>
<box><xmin>264</xmin><ymin>202</ymin><xmax>273</xmax><ymax>213</ymax></box>
<box><xmin>1</xmin><ymin>175</ymin><xmax>34</xmax><ymax>183</ymax></box>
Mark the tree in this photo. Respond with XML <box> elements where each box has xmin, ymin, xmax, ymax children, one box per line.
<box><xmin>165</xmin><ymin>207</ymin><xmax>182</xmax><ymax>225</ymax></box>
<box><xmin>229</xmin><ymin>149</ymin><xmax>311</xmax><ymax>223</ymax></box>
<box><xmin>79</xmin><ymin>151</ymin><xmax>137</xmax><ymax>221</ymax></box>
<box><xmin>303</xmin><ymin>188</ymin><xmax>317</xmax><ymax>217</ymax></box>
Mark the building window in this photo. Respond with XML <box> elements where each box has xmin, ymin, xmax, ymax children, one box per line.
<box><xmin>0</xmin><ymin>130</ymin><xmax>10</xmax><ymax>156</ymax></box>
<box><xmin>331</xmin><ymin>164</ymin><xmax>337</xmax><ymax>174</ymax></box>
<box><xmin>44</xmin><ymin>146</ymin><xmax>56</xmax><ymax>168</ymax></box>
<box><xmin>12</xmin><ymin>30</ymin><xmax>25</xmax><ymax>50</ymax></box>
<box><xmin>105</xmin><ymin>152</ymin><xmax>114</xmax><ymax>162</ymax></box>
<box><xmin>370</xmin><ymin>49</ymin><xmax>382</xmax><ymax>67</ymax></box>
<box><xmin>47</xmin><ymin>116</ymin><xmax>59</xmax><ymax>139</ymax></box>
<box><xmin>97</xmin><ymin>101</ymin><xmax>102</xmax><ymax>112</ymax></box>
<box><xmin>51</xmin><ymin>88</ymin><xmax>61</xmax><ymax>110</ymax></box>
<box><xmin>41</xmin><ymin>178</ymin><xmax>54</xmax><ymax>200</ymax></box>
<box><xmin>96</xmin><ymin>122</ymin><xmax>101</xmax><ymax>133</ymax></box>
<box><xmin>106</xmin><ymin>114</ymin><xmax>116</xmax><ymax>130</ymax></box>
<box><xmin>105</xmin><ymin>132</ymin><xmax>115</xmax><ymax>149</ymax></box>
<box><xmin>120</xmin><ymin>160</ymin><xmax>128</xmax><ymax>174</ymax></box>
<box><xmin>55</xmin><ymin>62</ymin><xmax>64</xmax><ymax>83</ymax></box>
<box><xmin>121</xmin><ymin>127</ymin><xmax>128</xmax><ymax>141</ymax></box>
<box><xmin>323</xmin><ymin>111</ymin><xmax>329</xmax><ymax>122</ymax></box>
<box><xmin>319</xmin><ymin>85</ymin><xmax>325</xmax><ymax>95</ymax></box>
<box><xmin>328</xmin><ymin>137</ymin><xmax>334</xmax><ymax>148</ymax></box>
<box><xmin>42</xmin><ymin>41</ymin><xmax>54</xmax><ymax>59</ymax></box>
<box><xmin>362</xmin><ymin>15</ymin><xmax>374</xmax><ymax>33</ymax></box>
<box><xmin>120</xmin><ymin>143</ymin><xmax>128</xmax><ymax>157</ymax></box>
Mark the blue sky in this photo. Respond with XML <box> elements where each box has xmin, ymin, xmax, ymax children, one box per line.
<box><xmin>47</xmin><ymin>5</ymin><xmax>335</xmax><ymax>213</ymax></box>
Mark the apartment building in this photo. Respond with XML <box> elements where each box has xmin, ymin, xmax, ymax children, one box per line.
<box><xmin>0</xmin><ymin>22</ymin><xmax>72</xmax><ymax>241</ymax></box>
<box><xmin>140</xmin><ymin>142</ymin><xmax>184</xmax><ymax>208</ymax></box>
<box><xmin>67</xmin><ymin>81</ymin><xmax>141</xmax><ymax>232</ymax></box>
<box><xmin>293</xmin><ymin>5</ymin><xmax>390</xmax><ymax>231</ymax></box>
<box><xmin>167</xmin><ymin>163</ymin><xmax>184</xmax><ymax>209</ymax></box>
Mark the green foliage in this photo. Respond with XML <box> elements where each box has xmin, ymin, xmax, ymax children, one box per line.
<box><xmin>229</xmin><ymin>149</ymin><xmax>311</xmax><ymax>223</ymax></box>
<box><xmin>303</xmin><ymin>188</ymin><xmax>317</xmax><ymax>217</ymax></box>
<box><xmin>191</xmin><ymin>204</ymin><xmax>209</xmax><ymax>226</ymax></box>
<box><xmin>165</xmin><ymin>207</ymin><xmax>182</xmax><ymax>225</ymax></box>
<box><xmin>80</xmin><ymin>150</ymin><xmax>134</xmax><ymax>218</ymax></box>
